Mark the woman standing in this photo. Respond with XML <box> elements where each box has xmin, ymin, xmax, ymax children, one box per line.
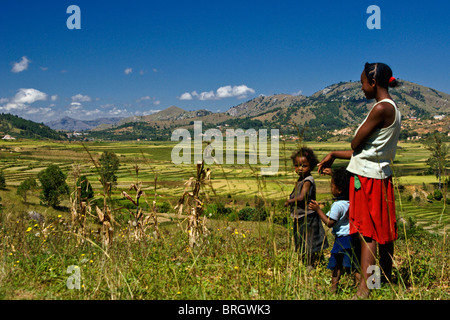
<box><xmin>317</xmin><ymin>62</ymin><xmax>401</xmax><ymax>298</ymax></box>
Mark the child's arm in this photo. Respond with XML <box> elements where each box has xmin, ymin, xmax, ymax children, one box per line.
<box><xmin>284</xmin><ymin>180</ymin><xmax>311</xmax><ymax>207</ymax></box>
<box><xmin>308</xmin><ymin>200</ymin><xmax>336</xmax><ymax>227</ymax></box>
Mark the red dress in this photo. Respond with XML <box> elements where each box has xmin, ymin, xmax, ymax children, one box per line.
<box><xmin>349</xmin><ymin>175</ymin><xmax>398</xmax><ymax>244</ymax></box>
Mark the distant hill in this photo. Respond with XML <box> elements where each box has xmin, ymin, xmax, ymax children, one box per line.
<box><xmin>118</xmin><ymin>106</ymin><xmax>215</xmax><ymax>125</ymax></box>
<box><xmin>0</xmin><ymin>113</ymin><xmax>67</xmax><ymax>140</ymax></box>
<box><xmin>4</xmin><ymin>79</ymin><xmax>448</xmax><ymax>142</ymax></box>
<box><xmin>91</xmin><ymin>79</ymin><xmax>448</xmax><ymax>141</ymax></box>
<box><xmin>227</xmin><ymin>79</ymin><xmax>449</xmax><ymax>129</ymax></box>
<box><xmin>46</xmin><ymin>116</ymin><xmax>123</xmax><ymax>131</ymax></box>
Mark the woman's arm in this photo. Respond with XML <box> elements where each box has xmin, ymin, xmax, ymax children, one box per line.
<box><xmin>351</xmin><ymin>102</ymin><xmax>392</xmax><ymax>151</ymax></box>
<box><xmin>317</xmin><ymin>150</ymin><xmax>353</xmax><ymax>174</ymax></box>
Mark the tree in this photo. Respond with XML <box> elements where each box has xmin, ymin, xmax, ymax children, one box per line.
<box><xmin>76</xmin><ymin>175</ymin><xmax>94</xmax><ymax>200</ymax></box>
<box><xmin>38</xmin><ymin>164</ymin><xmax>70</xmax><ymax>208</ymax></box>
<box><xmin>424</xmin><ymin>133</ymin><xmax>449</xmax><ymax>190</ymax></box>
<box><xmin>17</xmin><ymin>177</ymin><xmax>38</xmax><ymax>203</ymax></box>
<box><xmin>99</xmin><ymin>151</ymin><xmax>120</xmax><ymax>191</ymax></box>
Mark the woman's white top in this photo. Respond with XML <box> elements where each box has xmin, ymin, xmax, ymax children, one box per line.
<box><xmin>346</xmin><ymin>98</ymin><xmax>401</xmax><ymax>179</ymax></box>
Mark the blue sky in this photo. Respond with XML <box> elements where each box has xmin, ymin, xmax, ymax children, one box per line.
<box><xmin>0</xmin><ymin>0</ymin><xmax>449</xmax><ymax>122</ymax></box>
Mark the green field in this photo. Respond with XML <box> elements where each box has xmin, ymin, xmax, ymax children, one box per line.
<box><xmin>0</xmin><ymin>139</ymin><xmax>448</xmax><ymax>300</ymax></box>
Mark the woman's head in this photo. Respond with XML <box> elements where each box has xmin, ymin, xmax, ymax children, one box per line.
<box><xmin>362</xmin><ymin>62</ymin><xmax>399</xmax><ymax>89</ymax></box>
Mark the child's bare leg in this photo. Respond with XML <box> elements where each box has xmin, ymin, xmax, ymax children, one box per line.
<box><xmin>357</xmin><ymin>236</ymin><xmax>376</xmax><ymax>298</ymax></box>
<box><xmin>331</xmin><ymin>267</ymin><xmax>340</xmax><ymax>293</ymax></box>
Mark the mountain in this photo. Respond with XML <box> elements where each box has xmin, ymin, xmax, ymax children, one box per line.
<box><xmin>87</xmin><ymin>79</ymin><xmax>449</xmax><ymax>141</ymax></box>
<box><xmin>118</xmin><ymin>106</ymin><xmax>216</xmax><ymax>125</ymax></box>
<box><xmin>0</xmin><ymin>113</ymin><xmax>67</xmax><ymax>140</ymax></box>
<box><xmin>226</xmin><ymin>94</ymin><xmax>307</xmax><ymax>117</ymax></box>
<box><xmin>6</xmin><ymin>79</ymin><xmax>448</xmax><ymax>142</ymax></box>
<box><xmin>228</xmin><ymin>80</ymin><xmax>449</xmax><ymax>126</ymax></box>
<box><xmin>46</xmin><ymin>116</ymin><xmax>123</xmax><ymax>131</ymax></box>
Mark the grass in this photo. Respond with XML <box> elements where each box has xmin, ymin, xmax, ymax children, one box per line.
<box><xmin>0</xmin><ymin>139</ymin><xmax>448</xmax><ymax>300</ymax></box>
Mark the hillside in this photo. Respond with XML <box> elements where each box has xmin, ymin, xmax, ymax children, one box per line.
<box><xmin>230</xmin><ymin>79</ymin><xmax>449</xmax><ymax>131</ymax></box>
<box><xmin>6</xmin><ymin>79</ymin><xmax>449</xmax><ymax>142</ymax></box>
<box><xmin>118</xmin><ymin>106</ymin><xmax>216</xmax><ymax>125</ymax></box>
<box><xmin>89</xmin><ymin>79</ymin><xmax>448</xmax><ymax>141</ymax></box>
<box><xmin>0</xmin><ymin>113</ymin><xmax>67</xmax><ymax>140</ymax></box>
<box><xmin>46</xmin><ymin>116</ymin><xmax>123</xmax><ymax>131</ymax></box>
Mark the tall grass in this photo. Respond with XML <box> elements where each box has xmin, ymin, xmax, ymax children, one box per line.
<box><xmin>0</xmin><ymin>141</ymin><xmax>448</xmax><ymax>300</ymax></box>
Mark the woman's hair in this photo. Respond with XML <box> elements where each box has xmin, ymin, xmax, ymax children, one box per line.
<box><xmin>364</xmin><ymin>62</ymin><xmax>399</xmax><ymax>88</ymax></box>
<box><xmin>331</xmin><ymin>167</ymin><xmax>350</xmax><ymax>200</ymax></box>
<box><xmin>291</xmin><ymin>147</ymin><xmax>319</xmax><ymax>170</ymax></box>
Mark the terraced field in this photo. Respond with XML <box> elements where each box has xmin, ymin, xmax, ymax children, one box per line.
<box><xmin>397</xmin><ymin>199</ymin><xmax>448</xmax><ymax>235</ymax></box>
<box><xmin>0</xmin><ymin>139</ymin><xmax>448</xmax><ymax>235</ymax></box>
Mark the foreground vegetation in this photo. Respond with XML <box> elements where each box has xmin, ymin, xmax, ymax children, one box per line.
<box><xmin>0</xmin><ymin>139</ymin><xmax>448</xmax><ymax>300</ymax></box>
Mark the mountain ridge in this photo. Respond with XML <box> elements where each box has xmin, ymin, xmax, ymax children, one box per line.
<box><xmin>44</xmin><ymin>79</ymin><xmax>449</xmax><ymax>140</ymax></box>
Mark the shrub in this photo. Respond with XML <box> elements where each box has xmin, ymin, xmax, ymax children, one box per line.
<box><xmin>158</xmin><ymin>202</ymin><xmax>171</xmax><ymax>213</ymax></box>
<box><xmin>433</xmin><ymin>189</ymin><xmax>443</xmax><ymax>201</ymax></box>
<box><xmin>0</xmin><ymin>171</ymin><xmax>6</xmax><ymax>189</ymax></box>
<box><xmin>37</xmin><ymin>164</ymin><xmax>69</xmax><ymax>208</ymax></box>
<box><xmin>76</xmin><ymin>175</ymin><xmax>94</xmax><ymax>200</ymax></box>
<box><xmin>237</xmin><ymin>207</ymin><xmax>267</xmax><ymax>221</ymax></box>
<box><xmin>17</xmin><ymin>177</ymin><xmax>38</xmax><ymax>203</ymax></box>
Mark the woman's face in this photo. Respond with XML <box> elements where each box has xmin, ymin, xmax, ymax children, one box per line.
<box><xmin>361</xmin><ymin>70</ymin><xmax>376</xmax><ymax>99</ymax></box>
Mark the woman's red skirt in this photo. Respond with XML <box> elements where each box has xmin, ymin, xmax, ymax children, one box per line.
<box><xmin>349</xmin><ymin>175</ymin><xmax>398</xmax><ymax>244</ymax></box>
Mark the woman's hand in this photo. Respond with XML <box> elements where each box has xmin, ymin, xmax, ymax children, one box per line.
<box><xmin>317</xmin><ymin>150</ymin><xmax>353</xmax><ymax>174</ymax></box>
<box><xmin>317</xmin><ymin>153</ymin><xmax>335</xmax><ymax>174</ymax></box>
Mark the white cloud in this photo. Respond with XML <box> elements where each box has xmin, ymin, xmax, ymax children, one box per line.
<box><xmin>26</xmin><ymin>107</ymin><xmax>52</xmax><ymax>115</ymax></box>
<box><xmin>14</xmin><ymin>88</ymin><xmax>47</xmax><ymax>105</ymax></box>
<box><xmin>0</xmin><ymin>88</ymin><xmax>47</xmax><ymax>112</ymax></box>
<box><xmin>11</xmin><ymin>56</ymin><xmax>31</xmax><ymax>73</ymax></box>
<box><xmin>179</xmin><ymin>92</ymin><xmax>194</xmax><ymax>100</ymax></box>
<box><xmin>124</xmin><ymin>68</ymin><xmax>133</xmax><ymax>75</ymax></box>
<box><xmin>137</xmin><ymin>96</ymin><xmax>151</xmax><ymax>102</ymax></box>
<box><xmin>178</xmin><ymin>85</ymin><xmax>255</xmax><ymax>101</ymax></box>
<box><xmin>69</xmin><ymin>103</ymin><xmax>82</xmax><ymax>110</ymax></box>
<box><xmin>0</xmin><ymin>98</ymin><xmax>9</xmax><ymax>104</ymax></box>
<box><xmin>85</xmin><ymin>109</ymin><xmax>102</xmax><ymax>116</ymax></box>
<box><xmin>71</xmin><ymin>94</ymin><xmax>92</xmax><ymax>102</ymax></box>
<box><xmin>51</xmin><ymin>95</ymin><xmax>58</xmax><ymax>101</ymax></box>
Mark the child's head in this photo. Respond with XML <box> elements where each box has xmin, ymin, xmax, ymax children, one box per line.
<box><xmin>291</xmin><ymin>147</ymin><xmax>318</xmax><ymax>177</ymax></box>
<box><xmin>330</xmin><ymin>167</ymin><xmax>350</xmax><ymax>200</ymax></box>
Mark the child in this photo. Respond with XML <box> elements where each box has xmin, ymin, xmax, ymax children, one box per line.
<box><xmin>308</xmin><ymin>167</ymin><xmax>358</xmax><ymax>292</ymax></box>
<box><xmin>285</xmin><ymin>147</ymin><xmax>328</xmax><ymax>266</ymax></box>
<box><xmin>317</xmin><ymin>62</ymin><xmax>401</xmax><ymax>298</ymax></box>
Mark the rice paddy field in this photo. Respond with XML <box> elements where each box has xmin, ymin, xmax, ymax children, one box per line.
<box><xmin>0</xmin><ymin>139</ymin><xmax>448</xmax><ymax>301</ymax></box>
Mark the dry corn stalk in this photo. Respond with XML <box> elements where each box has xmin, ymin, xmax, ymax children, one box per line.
<box><xmin>69</xmin><ymin>186</ymin><xmax>88</xmax><ymax>244</ymax></box>
<box><xmin>175</xmin><ymin>162</ymin><xmax>210</xmax><ymax>248</ymax></box>
<box><xmin>96</xmin><ymin>182</ymin><xmax>115</xmax><ymax>246</ymax></box>
<box><xmin>121</xmin><ymin>164</ymin><xmax>160</xmax><ymax>240</ymax></box>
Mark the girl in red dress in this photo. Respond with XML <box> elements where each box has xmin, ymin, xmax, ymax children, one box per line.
<box><xmin>317</xmin><ymin>62</ymin><xmax>401</xmax><ymax>298</ymax></box>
